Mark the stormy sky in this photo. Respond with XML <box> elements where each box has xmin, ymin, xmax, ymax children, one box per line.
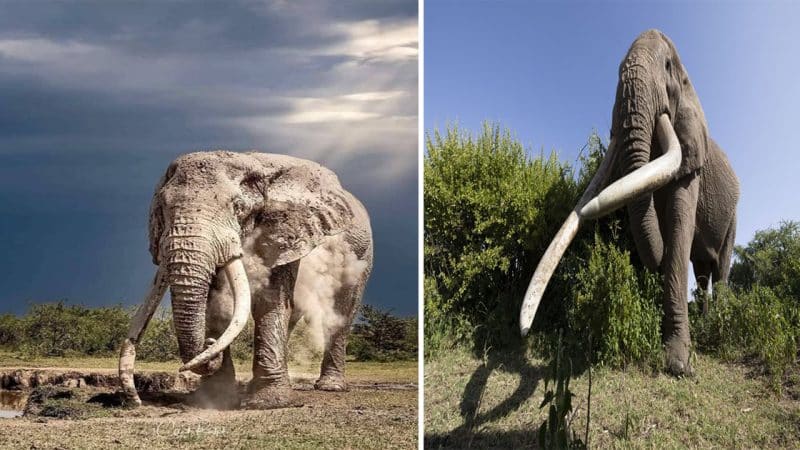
<box><xmin>0</xmin><ymin>1</ymin><xmax>418</xmax><ymax>316</ymax></box>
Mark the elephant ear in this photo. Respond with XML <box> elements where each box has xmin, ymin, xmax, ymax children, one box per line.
<box><xmin>148</xmin><ymin>162</ymin><xmax>177</xmax><ymax>265</ymax></box>
<box><xmin>256</xmin><ymin>164</ymin><xmax>354</xmax><ymax>267</ymax></box>
<box><xmin>673</xmin><ymin>85</ymin><xmax>709</xmax><ymax>178</ymax></box>
<box><xmin>664</xmin><ymin>34</ymin><xmax>709</xmax><ymax>178</ymax></box>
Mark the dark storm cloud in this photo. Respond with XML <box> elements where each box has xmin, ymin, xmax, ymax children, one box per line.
<box><xmin>0</xmin><ymin>1</ymin><xmax>416</xmax><ymax>56</ymax></box>
<box><xmin>0</xmin><ymin>1</ymin><xmax>418</xmax><ymax>316</ymax></box>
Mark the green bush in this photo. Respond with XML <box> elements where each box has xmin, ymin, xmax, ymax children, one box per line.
<box><xmin>569</xmin><ymin>233</ymin><xmax>663</xmax><ymax>369</ymax></box>
<box><xmin>730</xmin><ymin>220</ymin><xmax>800</xmax><ymax>301</ymax></box>
<box><xmin>349</xmin><ymin>304</ymin><xmax>417</xmax><ymax>362</ymax></box>
<box><xmin>424</xmin><ymin>123</ymin><xmax>579</xmax><ymax>350</ymax></box>
<box><xmin>0</xmin><ymin>313</ymin><xmax>21</xmax><ymax>347</ymax></box>
<box><xmin>691</xmin><ymin>221</ymin><xmax>800</xmax><ymax>389</ymax></box>
<box><xmin>424</xmin><ymin>123</ymin><xmax>658</xmax><ymax>366</ymax></box>
<box><xmin>17</xmin><ymin>302</ymin><xmax>128</xmax><ymax>357</ymax></box>
<box><xmin>692</xmin><ymin>284</ymin><xmax>797</xmax><ymax>389</ymax></box>
<box><xmin>137</xmin><ymin>308</ymin><xmax>179</xmax><ymax>361</ymax></box>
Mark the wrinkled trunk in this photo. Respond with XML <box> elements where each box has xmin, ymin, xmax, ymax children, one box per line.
<box><xmin>618</xmin><ymin>64</ymin><xmax>664</xmax><ymax>270</ymax></box>
<box><xmin>162</xmin><ymin>223</ymin><xmax>216</xmax><ymax>366</ymax></box>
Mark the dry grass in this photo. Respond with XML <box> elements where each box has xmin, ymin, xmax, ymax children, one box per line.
<box><xmin>0</xmin><ymin>354</ymin><xmax>417</xmax><ymax>449</ymax></box>
<box><xmin>425</xmin><ymin>347</ymin><xmax>800</xmax><ymax>449</ymax></box>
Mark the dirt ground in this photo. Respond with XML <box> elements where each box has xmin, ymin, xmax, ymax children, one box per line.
<box><xmin>0</xmin><ymin>361</ymin><xmax>418</xmax><ymax>449</ymax></box>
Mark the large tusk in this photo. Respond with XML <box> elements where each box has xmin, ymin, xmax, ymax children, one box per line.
<box><xmin>579</xmin><ymin>114</ymin><xmax>681</xmax><ymax>220</ymax></box>
<box><xmin>119</xmin><ymin>266</ymin><xmax>168</xmax><ymax>405</ymax></box>
<box><xmin>179</xmin><ymin>257</ymin><xmax>251</xmax><ymax>372</ymax></box>
<box><xmin>519</xmin><ymin>137</ymin><xmax>619</xmax><ymax>336</ymax></box>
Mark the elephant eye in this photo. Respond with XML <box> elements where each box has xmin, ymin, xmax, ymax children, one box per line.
<box><xmin>232</xmin><ymin>197</ymin><xmax>248</xmax><ymax>218</ymax></box>
<box><xmin>665</xmin><ymin>59</ymin><xmax>672</xmax><ymax>72</ymax></box>
<box><xmin>241</xmin><ymin>172</ymin><xmax>267</xmax><ymax>196</ymax></box>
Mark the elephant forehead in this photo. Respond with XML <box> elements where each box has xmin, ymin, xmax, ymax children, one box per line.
<box><xmin>629</xmin><ymin>36</ymin><xmax>669</xmax><ymax>60</ymax></box>
<box><xmin>174</xmin><ymin>152</ymin><xmax>253</xmax><ymax>175</ymax></box>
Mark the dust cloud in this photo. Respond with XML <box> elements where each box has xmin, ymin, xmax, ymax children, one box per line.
<box><xmin>294</xmin><ymin>234</ymin><xmax>368</xmax><ymax>351</ymax></box>
<box><xmin>214</xmin><ymin>231</ymin><xmax>367</xmax><ymax>357</ymax></box>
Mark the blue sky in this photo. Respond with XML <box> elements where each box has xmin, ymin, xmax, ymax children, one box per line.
<box><xmin>0</xmin><ymin>1</ymin><xmax>418</xmax><ymax>316</ymax></box>
<box><xmin>425</xmin><ymin>0</ymin><xmax>800</xmax><ymax>257</ymax></box>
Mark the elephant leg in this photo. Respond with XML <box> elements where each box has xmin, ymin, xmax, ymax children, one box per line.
<box><xmin>713</xmin><ymin>213</ymin><xmax>737</xmax><ymax>285</ymax></box>
<box><xmin>692</xmin><ymin>260</ymin><xmax>713</xmax><ymax>316</ymax></box>
<box><xmin>314</xmin><ymin>283</ymin><xmax>361</xmax><ymax>392</ymax></box>
<box><xmin>661</xmin><ymin>174</ymin><xmax>700</xmax><ymax>376</ymax></box>
<box><xmin>244</xmin><ymin>261</ymin><xmax>301</xmax><ymax>409</ymax></box>
<box><xmin>188</xmin><ymin>269</ymin><xmax>239</xmax><ymax>409</ymax></box>
<box><xmin>315</xmin><ymin>249</ymin><xmax>372</xmax><ymax>392</ymax></box>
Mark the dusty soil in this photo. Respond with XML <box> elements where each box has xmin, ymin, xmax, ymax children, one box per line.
<box><xmin>0</xmin><ymin>362</ymin><xmax>418</xmax><ymax>449</ymax></box>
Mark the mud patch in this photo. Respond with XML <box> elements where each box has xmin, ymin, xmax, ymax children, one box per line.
<box><xmin>23</xmin><ymin>386</ymin><xmax>113</xmax><ymax>420</ymax></box>
<box><xmin>0</xmin><ymin>369</ymin><xmax>199</xmax><ymax>392</ymax></box>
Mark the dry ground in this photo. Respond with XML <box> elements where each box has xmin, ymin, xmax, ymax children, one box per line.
<box><xmin>425</xmin><ymin>347</ymin><xmax>800</xmax><ymax>449</ymax></box>
<box><xmin>0</xmin><ymin>354</ymin><xmax>417</xmax><ymax>449</ymax></box>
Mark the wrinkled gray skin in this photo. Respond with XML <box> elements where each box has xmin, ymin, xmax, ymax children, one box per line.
<box><xmin>608</xmin><ymin>30</ymin><xmax>739</xmax><ymax>375</ymax></box>
<box><xmin>144</xmin><ymin>151</ymin><xmax>372</xmax><ymax>409</ymax></box>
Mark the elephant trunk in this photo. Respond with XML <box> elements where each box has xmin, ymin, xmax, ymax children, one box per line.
<box><xmin>163</xmin><ymin>229</ymin><xmax>216</xmax><ymax>372</ymax></box>
<box><xmin>616</xmin><ymin>62</ymin><xmax>666</xmax><ymax>269</ymax></box>
<box><xmin>160</xmin><ymin>211</ymin><xmax>252</xmax><ymax>374</ymax></box>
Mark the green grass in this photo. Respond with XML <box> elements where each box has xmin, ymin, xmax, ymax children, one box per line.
<box><xmin>425</xmin><ymin>346</ymin><xmax>800</xmax><ymax>448</ymax></box>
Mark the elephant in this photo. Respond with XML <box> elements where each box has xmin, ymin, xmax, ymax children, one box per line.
<box><xmin>118</xmin><ymin>150</ymin><xmax>373</xmax><ymax>409</ymax></box>
<box><xmin>519</xmin><ymin>30</ymin><xmax>739</xmax><ymax>376</ymax></box>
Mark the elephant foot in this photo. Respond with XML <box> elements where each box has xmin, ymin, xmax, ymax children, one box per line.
<box><xmin>187</xmin><ymin>375</ymin><xmax>239</xmax><ymax>410</ymax></box>
<box><xmin>243</xmin><ymin>381</ymin><xmax>302</xmax><ymax>410</ymax></box>
<box><xmin>314</xmin><ymin>374</ymin><xmax>348</xmax><ymax>392</ymax></box>
<box><xmin>664</xmin><ymin>335</ymin><xmax>693</xmax><ymax>377</ymax></box>
<box><xmin>118</xmin><ymin>390</ymin><xmax>142</xmax><ymax>408</ymax></box>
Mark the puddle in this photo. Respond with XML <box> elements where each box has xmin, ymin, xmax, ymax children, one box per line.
<box><xmin>0</xmin><ymin>390</ymin><xmax>27</xmax><ymax>418</ymax></box>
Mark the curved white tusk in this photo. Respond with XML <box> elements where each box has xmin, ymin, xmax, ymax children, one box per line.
<box><xmin>119</xmin><ymin>266</ymin><xmax>168</xmax><ymax>405</ymax></box>
<box><xmin>579</xmin><ymin>114</ymin><xmax>681</xmax><ymax>220</ymax></box>
<box><xmin>179</xmin><ymin>258</ymin><xmax>251</xmax><ymax>372</ymax></box>
<box><xmin>519</xmin><ymin>138</ymin><xmax>619</xmax><ymax>336</ymax></box>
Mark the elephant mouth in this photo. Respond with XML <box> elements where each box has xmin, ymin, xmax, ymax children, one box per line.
<box><xmin>519</xmin><ymin>113</ymin><xmax>682</xmax><ymax>336</ymax></box>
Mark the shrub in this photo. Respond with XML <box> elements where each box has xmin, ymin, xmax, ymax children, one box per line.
<box><xmin>691</xmin><ymin>221</ymin><xmax>800</xmax><ymax>389</ymax></box>
<box><xmin>349</xmin><ymin>304</ymin><xmax>417</xmax><ymax>362</ymax></box>
<box><xmin>730</xmin><ymin>220</ymin><xmax>800</xmax><ymax>302</ymax></box>
<box><xmin>424</xmin><ymin>123</ymin><xmax>660</xmax><ymax>363</ymax></box>
<box><xmin>691</xmin><ymin>284</ymin><xmax>797</xmax><ymax>388</ymax></box>
<box><xmin>137</xmin><ymin>308</ymin><xmax>179</xmax><ymax>361</ymax></box>
<box><xmin>569</xmin><ymin>233</ymin><xmax>663</xmax><ymax>368</ymax></box>
<box><xmin>17</xmin><ymin>302</ymin><xmax>128</xmax><ymax>357</ymax></box>
<box><xmin>0</xmin><ymin>313</ymin><xmax>21</xmax><ymax>347</ymax></box>
<box><xmin>424</xmin><ymin>123</ymin><xmax>579</xmax><ymax>350</ymax></box>
<box><xmin>537</xmin><ymin>333</ymin><xmax>588</xmax><ymax>449</ymax></box>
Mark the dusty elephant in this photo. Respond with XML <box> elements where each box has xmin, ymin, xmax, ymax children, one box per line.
<box><xmin>519</xmin><ymin>30</ymin><xmax>739</xmax><ymax>376</ymax></box>
<box><xmin>118</xmin><ymin>151</ymin><xmax>373</xmax><ymax>409</ymax></box>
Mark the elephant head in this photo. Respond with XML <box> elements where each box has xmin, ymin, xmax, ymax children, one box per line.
<box><xmin>120</xmin><ymin>151</ymin><xmax>355</xmax><ymax>402</ymax></box>
<box><xmin>519</xmin><ymin>29</ymin><xmax>708</xmax><ymax>335</ymax></box>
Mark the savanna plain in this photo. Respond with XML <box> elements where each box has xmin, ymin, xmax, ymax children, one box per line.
<box><xmin>0</xmin><ymin>353</ymin><xmax>417</xmax><ymax>449</ymax></box>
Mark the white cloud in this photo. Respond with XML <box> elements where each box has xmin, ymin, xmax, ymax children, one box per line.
<box><xmin>308</xmin><ymin>19</ymin><xmax>418</xmax><ymax>62</ymax></box>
